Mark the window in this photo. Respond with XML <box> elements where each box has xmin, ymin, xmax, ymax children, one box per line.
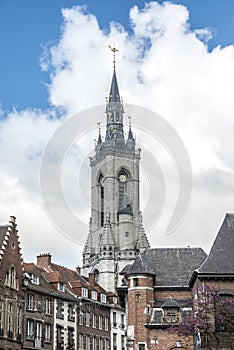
<box><xmin>68</xmin><ymin>328</ymin><xmax>75</xmax><ymax>350</ymax></box>
<box><xmin>45</xmin><ymin>323</ymin><xmax>51</xmax><ymax>342</ymax></box>
<box><xmin>113</xmin><ymin>333</ymin><xmax>117</xmax><ymax>350</ymax></box>
<box><xmin>105</xmin><ymin>317</ymin><xmax>109</xmax><ymax>331</ymax></box>
<box><xmin>31</xmin><ymin>274</ymin><xmax>39</xmax><ymax>285</ymax></box>
<box><xmin>133</xmin><ymin>278</ymin><xmax>139</xmax><ymax>287</ymax></box>
<box><xmin>58</xmin><ymin>282</ymin><xmax>65</xmax><ymax>292</ymax></box>
<box><xmin>16</xmin><ymin>305</ymin><xmax>22</xmax><ymax>336</ymax></box>
<box><xmin>125</xmin><ymin>231</ymin><xmax>129</xmax><ymax>237</ymax></box>
<box><xmin>7</xmin><ymin>302</ymin><xmax>13</xmax><ymax>337</ymax></box>
<box><xmin>99</xmin><ymin>315</ymin><xmax>103</xmax><ymax>330</ymax></box>
<box><xmin>26</xmin><ymin>319</ymin><xmax>34</xmax><ymax>339</ymax></box>
<box><xmin>86</xmin><ymin>312</ymin><xmax>91</xmax><ymax>327</ymax></box>
<box><xmin>113</xmin><ymin>296</ymin><xmax>118</xmax><ymax>304</ymax></box>
<box><xmin>121</xmin><ymin>314</ymin><xmax>125</xmax><ymax>329</ymax></box>
<box><xmin>82</xmin><ymin>288</ymin><xmax>88</xmax><ymax>298</ymax></box>
<box><xmin>56</xmin><ymin>325</ymin><xmax>64</xmax><ymax>350</ymax></box>
<box><xmin>92</xmin><ymin>290</ymin><xmax>97</xmax><ymax>300</ymax></box>
<box><xmin>98</xmin><ymin>174</ymin><xmax>104</xmax><ymax>227</ymax></box>
<box><xmin>101</xmin><ymin>294</ymin><xmax>107</xmax><ymax>303</ymax></box>
<box><xmin>68</xmin><ymin>303</ymin><xmax>74</xmax><ymax>321</ymax></box>
<box><xmin>113</xmin><ymin>312</ymin><xmax>117</xmax><ymax>327</ymax></box>
<box><xmin>138</xmin><ymin>344</ymin><xmax>146</xmax><ymax>350</ymax></box>
<box><xmin>93</xmin><ymin>313</ymin><xmax>97</xmax><ymax>328</ymax></box>
<box><xmin>121</xmin><ymin>334</ymin><xmax>125</xmax><ymax>349</ymax></box>
<box><xmin>5</xmin><ymin>265</ymin><xmax>17</xmax><ymax>289</ymax></box>
<box><xmin>36</xmin><ymin>322</ymin><xmax>42</xmax><ymax>340</ymax></box>
<box><xmin>27</xmin><ymin>294</ymin><xmax>35</xmax><ymax>311</ymax></box>
<box><xmin>164</xmin><ymin>308</ymin><xmax>179</xmax><ymax>323</ymax></box>
<box><xmin>56</xmin><ymin>301</ymin><xmax>64</xmax><ymax>319</ymax></box>
<box><xmin>45</xmin><ymin>299</ymin><xmax>52</xmax><ymax>314</ymax></box>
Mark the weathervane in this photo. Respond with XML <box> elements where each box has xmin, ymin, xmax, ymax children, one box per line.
<box><xmin>108</xmin><ymin>45</ymin><xmax>119</xmax><ymax>69</ymax></box>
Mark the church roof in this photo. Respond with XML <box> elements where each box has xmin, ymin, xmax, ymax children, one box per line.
<box><xmin>126</xmin><ymin>247</ymin><xmax>207</xmax><ymax>287</ymax></box>
<box><xmin>197</xmin><ymin>213</ymin><xmax>234</xmax><ymax>275</ymax></box>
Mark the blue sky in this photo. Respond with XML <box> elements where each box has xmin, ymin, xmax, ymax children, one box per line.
<box><xmin>0</xmin><ymin>0</ymin><xmax>234</xmax><ymax>111</ymax></box>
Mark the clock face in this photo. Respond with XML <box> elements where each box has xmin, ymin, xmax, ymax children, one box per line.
<box><xmin>119</xmin><ymin>174</ymin><xmax>127</xmax><ymax>183</ymax></box>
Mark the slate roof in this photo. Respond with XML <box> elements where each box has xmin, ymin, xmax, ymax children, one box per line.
<box><xmin>197</xmin><ymin>213</ymin><xmax>234</xmax><ymax>274</ymax></box>
<box><xmin>126</xmin><ymin>247</ymin><xmax>207</xmax><ymax>287</ymax></box>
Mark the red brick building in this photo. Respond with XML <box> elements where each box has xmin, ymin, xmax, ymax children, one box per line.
<box><xmin>122</xmin><ymin>213</ymin><xmax>234</xmax><ymax>350</ymax></box>
<box><xmin>0</xmin><ymin>216</ymin><xmax>24</xmax><ymax>350</ymax></box>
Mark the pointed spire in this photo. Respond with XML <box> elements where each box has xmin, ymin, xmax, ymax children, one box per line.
<box><xmin>127</xmin><ymin>116</ymin><xmax>134</xmax><ymax>141</ymax></box>
<box><xmin>97</xmin><ymin>122</ymin><xmax>102</xmax><ymax>145</ymax></box>
<box><xmin>105</xmin><ymin>45</ymin><xmax>124</xmax><ymax>141</ymax></box>
<box><xmin>109</xmin><ymin>69</ymin><xmax>120</xmax><ymax>103</ymax></box>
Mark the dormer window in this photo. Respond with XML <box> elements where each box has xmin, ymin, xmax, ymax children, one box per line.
<box><xmin>101</xmin><ymin>294</ymin><xmax>107</xmax><ymax>303</ymax></box>
<box><xmin>113</xmin><ymin>296</ymin><xmax>117</xmax><ymax>304</ymax></box>
<box><xmin>31</xmin><ymin>274</ymin><xmax>39</xmax><ymax>285</ymax></box>
<box><xmin>58</xmin><ymin>282</ymin><xmax>65</xmax><ymax>292</ymax></box>
<box><xmin>92</xmin><ymin>291</ymin><xmax>97</xmax><ymax>300</ymax></box>
<box><xmin>164</xmin><ymin>307</ymin><xmax>179</xmax><ymax>323</ymax></box>
<box><xmin>82</xmin><ymin>288</ymin><xmax>88</xmax><ymax>298</ymax></box>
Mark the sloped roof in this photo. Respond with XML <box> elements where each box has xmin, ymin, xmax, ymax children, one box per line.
<box><xmin>198</xmin><ymin>213</ymin><xmax>234</xmax><ymax>274</ymax></box>
<box><xmin>126</xmin><ymin>247</ymin><xmax>207</xmax><ymax>287</ymax></box>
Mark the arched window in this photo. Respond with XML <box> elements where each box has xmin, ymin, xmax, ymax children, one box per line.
<box><xmin>98</xmin><ymin>174</ymin><xmax>104</xmax><ymax>227</ymax></box>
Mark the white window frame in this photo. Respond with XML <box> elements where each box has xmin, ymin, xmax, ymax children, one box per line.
<box><xmin>26</xmin><ymin>319</ymin><xmax>34</xmax><ymax>338</ymax></box>
<box><xmin>82</xmin><ymin>288</ymin><xmax>88</xmax><ymax>298</ymax></box>
<box><xmin>91</xmin><ymin>290</ymin><xmax>97</xmax><ymax>300</ymax></box>
<box><xmin>45</xmin><ymin>298</ymin><xmax>52</xmax><ymax>314</ymax></box>
<box><xmin>58</xmin><ymin>282</ymin><xmax>65</xmax><ymax>292</ymax></box>
<box><xmin>101</xmin><ymin>294</ymin><xmax>107</xmax><ymax>303</ymax></box>
<box><xmin>45</xmin><ymin>323</ymin><xmax>51</xmax><ymax>342</ymax></box>
<box><xmin>31</xmin><ymin>274</ymin><xmax>39</xmax><ymax>285</ymax></box>
<box><xmin>28</xmin><ymin>294</ymin><xmax>35</xmax><ymax>311</ymax></box>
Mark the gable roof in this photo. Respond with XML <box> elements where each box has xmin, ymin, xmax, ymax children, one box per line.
<box><xmin>126</xmin><ymin>247</ymin><xmax>207</xmax><ymax>287</ymax></box>
<box><xmin>197</xmin><ymin>213</ymin><xmax>234</xmax><ymax>275</ymax></box>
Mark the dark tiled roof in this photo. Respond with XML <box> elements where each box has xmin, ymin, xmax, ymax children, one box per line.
<box><xmin>127</xmin><ymin>247</ymin><xmax>207</xmax><ymax>287</ymax></box>
<box><xmin>198</xmin><ymin>213</ymin><xmax>234</xmax><ymax>274</ymax></box>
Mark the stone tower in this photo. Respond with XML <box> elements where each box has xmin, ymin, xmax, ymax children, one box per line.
<box><xmin>82</xmin><ymin>54</ymin><xmax>149</xmax><ymax>291</ymax></box>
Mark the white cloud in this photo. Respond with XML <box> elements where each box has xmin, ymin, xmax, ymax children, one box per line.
<box><xmin>1</xmin><ymin>1</ymin><xmax>234</xmax><ymax>267</ymax></box>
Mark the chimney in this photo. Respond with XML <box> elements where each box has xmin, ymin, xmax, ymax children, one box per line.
<box><xmin>36</xmin><ymin>253</ymin><xmax>52</xmax><ymax>268</ymax></box>
<box><xmin>76</xmin><ymin>266</ymin><xmax>81</xmax><ymax>274</ymax></box>
<box><xmin>89</xmin><ymin>273</ymin><xmax>95</xmax><ymax>286</ymax></box>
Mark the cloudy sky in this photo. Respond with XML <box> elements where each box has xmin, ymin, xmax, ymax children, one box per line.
<box><xmin>0</xmin><ymin>0</ymin><xmax>234</xmax><ymax>268</ymax></box>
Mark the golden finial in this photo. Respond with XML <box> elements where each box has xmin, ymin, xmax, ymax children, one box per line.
<box><xmin>108</xmin><ymin>44</ymin><xmax>119</xmax><ymax>69</ymax></box>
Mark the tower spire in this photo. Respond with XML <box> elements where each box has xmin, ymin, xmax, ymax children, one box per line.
<box><xmin>105</xmin><ymin>45</ymin><xmax>124</xmax><ymax>141</ymax></box>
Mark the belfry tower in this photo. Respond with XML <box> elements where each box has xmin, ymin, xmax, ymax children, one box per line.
<box><xmin>82</xmin><ymin>47</ymin><xmax>149</xmax><ymax>291</ymax></box>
